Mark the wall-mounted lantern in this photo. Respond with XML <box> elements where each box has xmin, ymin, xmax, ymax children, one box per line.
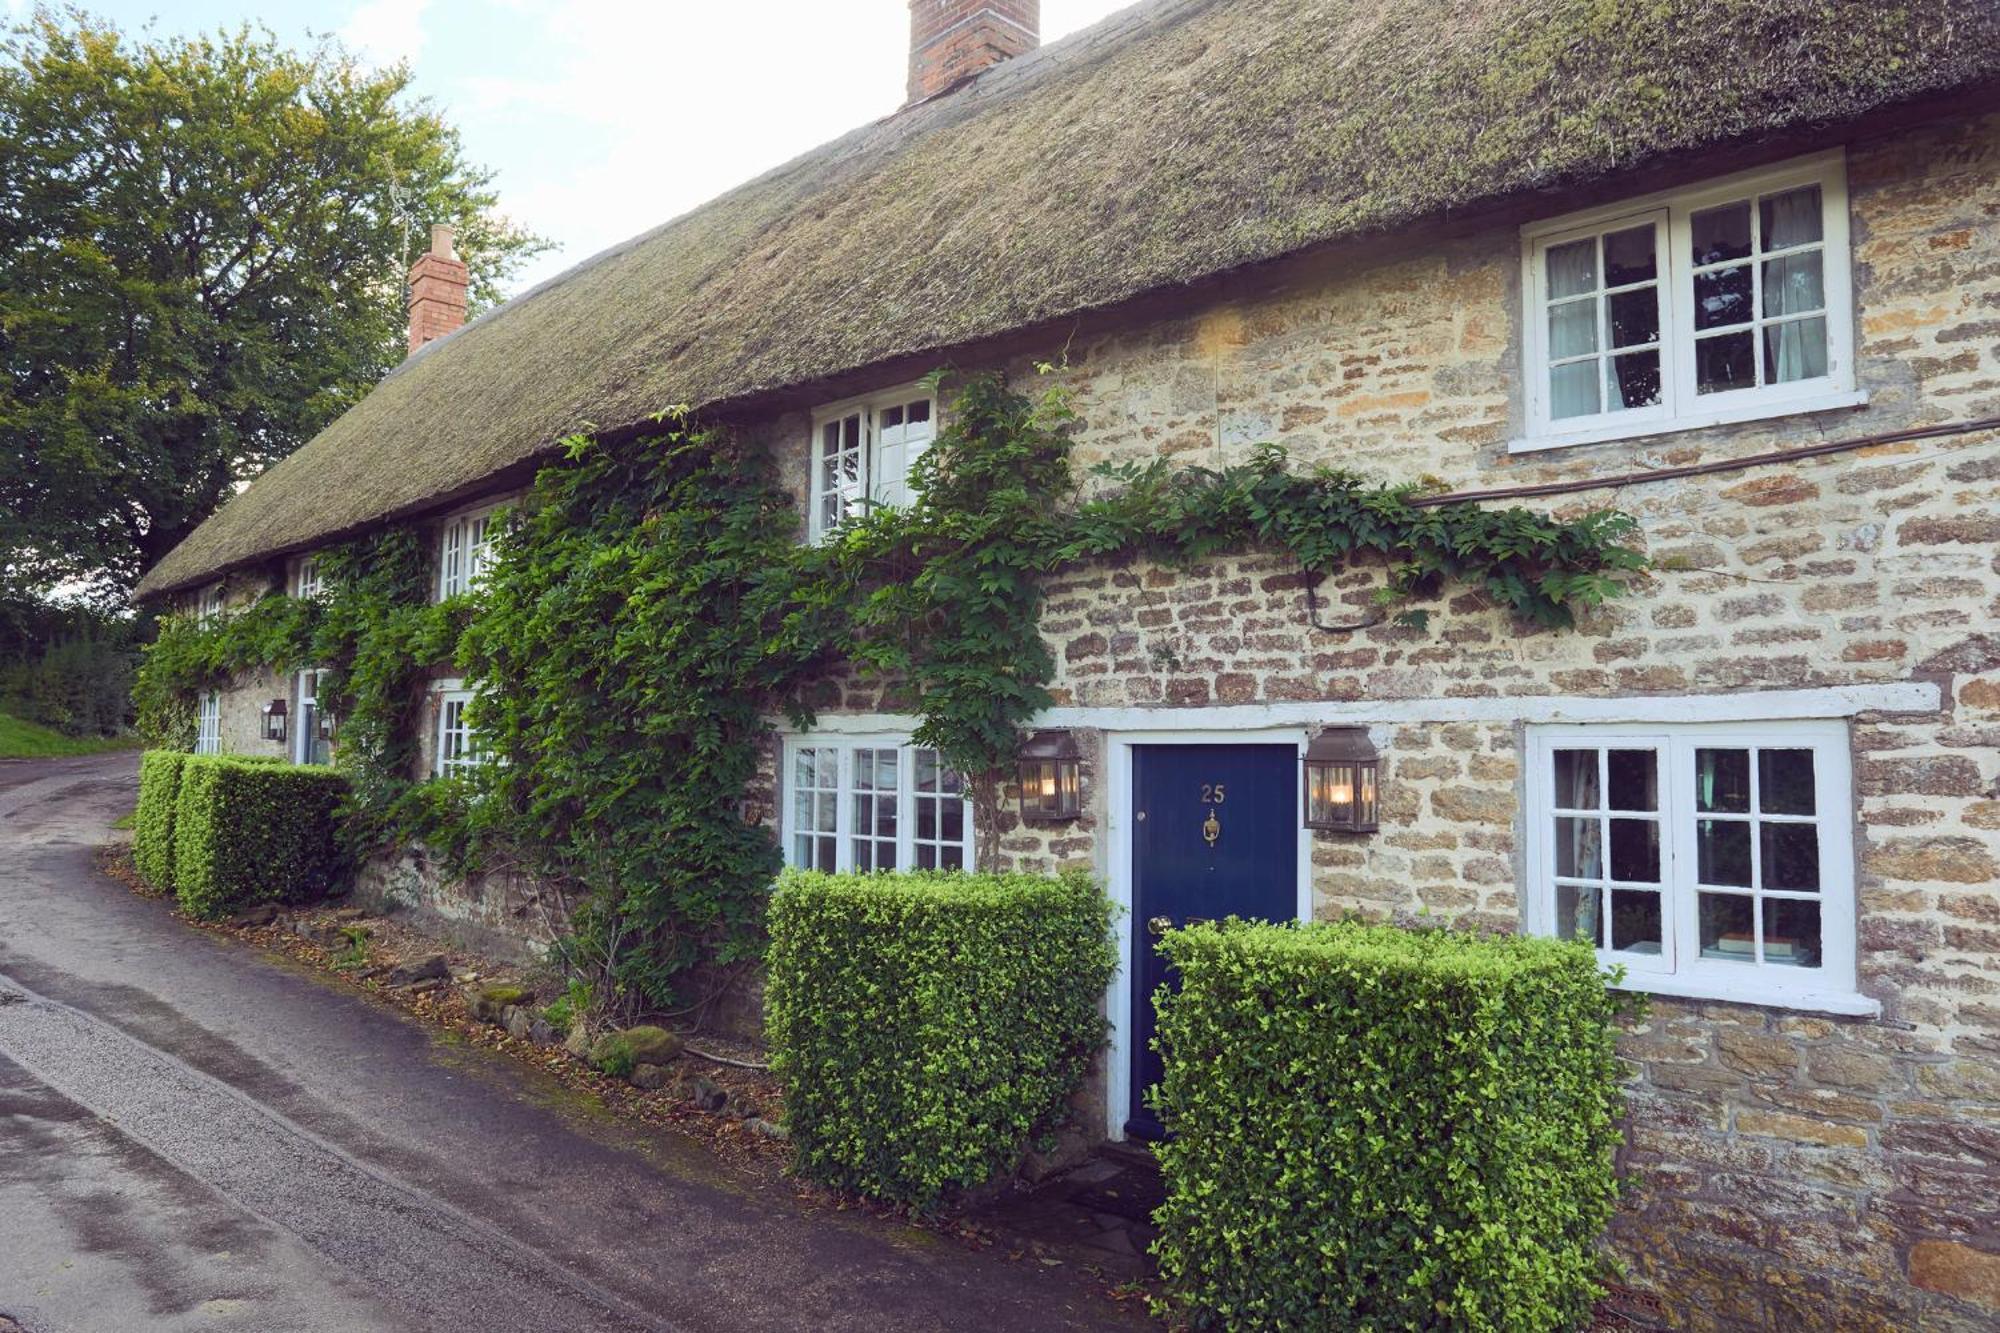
<box><xmin>1303</xmin><ymin>727</ymin><xmax>1380</xmax><ymax>833</ymax></box>
<box><xmin>1017</xmin><ymin>729</ymin><xmax>1082</xmax><ymax>823</ymax></box>
<box><xmin>261</xmin><ymin>699</ymin><xmax>288</xmax><ymax>744</ymax></box>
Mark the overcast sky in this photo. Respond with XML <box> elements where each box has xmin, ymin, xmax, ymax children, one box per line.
<box><xmin>25</xmin><ymin>1</ymin><xmax>1137</xmax><ymax>295</ymax></box>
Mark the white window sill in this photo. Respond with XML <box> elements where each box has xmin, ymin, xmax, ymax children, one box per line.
<box><xmin>1510</xmin><ymin>388</ymin><xmax>1869</xmax><ymax>455</ymax></box>
<box><xmin>1608</xmin><ymin>968</ymin><xmax>1881</xmax><ymax>1017</ymax></box>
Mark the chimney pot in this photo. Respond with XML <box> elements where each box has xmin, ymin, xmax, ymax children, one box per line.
<box><xmin>908</xmin><ymin>1</ymin><xmax>1039</xmax><ymax>104</ymax></box>
<box><xmin>407</xmin><ymin>220</ymin><xmax>469</xmax><ymax>356</ymax></box>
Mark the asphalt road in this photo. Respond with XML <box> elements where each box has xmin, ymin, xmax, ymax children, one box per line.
<box><xmin>0</xmin><ymin>752</ymin><xmax>1143</xmax><ymax>1333</ymax></box>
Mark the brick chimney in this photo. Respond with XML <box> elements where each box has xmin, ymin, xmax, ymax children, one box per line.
<box><xmin>908</xmin><ymin>0</ymin><xmax>1039</xmax><ymax>103</ymax></box>
<box><xmin>407</xmin><ymin>223</ymin><xmax>468</xmax><ymax>355</ymax></box>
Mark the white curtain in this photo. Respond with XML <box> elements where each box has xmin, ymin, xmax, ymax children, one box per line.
<box><xmin>1763</xmin><ymin>188</ymin><xmax>1827</xmax><ymax>383</ymax></box>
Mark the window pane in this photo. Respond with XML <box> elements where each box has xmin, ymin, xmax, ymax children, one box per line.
<box><xmin>1606</xmin><ymin>351</ymin><xmax>1661</xmax><ymax>411</ymax></box>
<box><xmin>917</xmin><ymin>798</ymin><xmax>937</xmax><ymax>841</ymax></box>
<box><xmin>1607</xmin><ymin>287</ymin><xmax>1658</xmax><ymax>348</ymax></box>
<box><xmin>917</xmin><ymin>845</ymin><xmax>936</xmax><ymax>870</ymax></box>
<box><xmin>1758</xmin><ymin>750</ymin><xmax>1816</xmax><ymax>815</ymax></box>
<box><xmin>816</xmin><ymin>793</ymin><xmax>836</xmax><ymax>829</ymax></box>
<box><xmin>1760</xmin><ymin>185</ymin><xmax>1822</xmax><ymax>250</ymax></box>
<box><xmin>855</xmin><ymin>841</ymin><xmax>874</xmax><ymax>872</ymax></box>
<box><xmin>1610</xmin><ymin>890</ymin><xmax>1663</xmax><ymax>954</ymax></box>
<box><xmin>881</xmin><ymin>405</ymin><xmax>903</xmax><ymax>428</ymax></box>
<box><xmin>1699</xmin><ymin>892</ymin><xmax>1756</xmax><ymax>961</ymax></box>
<box><xmin>1556</xmin><ymin>883</ymin><xmax>1602</xmax><ymax>946</ymax></box>
<box><xmin>1553</xmin><ymin>749</ymin><xmax>1600</xmax><ymax>809</ymax></box>
<box><xmin>1603</xmin><ymin>224</ymin><xmax>1656</xmax><ymax>286</ymax></box>
<box><xmin>1607</xmin><ymin>750</ymin><xmax>1657</xmax><ymax>811</ymax></box>
<box><xmin>1764</xmin><ymin>317</ymin><xmax>1828</xmax><ymax>384</ymax></box>
<box><xmin>1762</xmin><ymin>252</ymin><xmax>1824</xmax><ymax>316</ymax></box>
<box><xmin>822</xmin><ymin>421</ymin><xmax>840</xmax><ymax>456</ymax></box>
<box><xmin>875</xmin><ymin>798</ymin><xmax>897</xmax><ymax>838</ymax></box>
<box><xmin>1609</xmin><ymin>818</ymin><xmax>1660</xmax><ymax>883</ymax></box>
<box><xmin>1764</xmin><ymin>898</ymin><xmax>1823</xmax><ymax>968</ymax></box>
<box><xmin>1694</xmin><ymin>265</ymin><xmax>1753</xmax><ymax>330</ymax></box>
<box><xmin>814</xmin><ymin>836</ymin><xmax>835</xmax><ymax>872</ymax></box>
<box><xmin>1547</xmin><ymin>238</ymin><xmax>1596</xmax><ymax>298</ymax></box>
<box><xmin>1554</xmin><ymin>817</ymin><xmax>1602</xmax><ymax>879</ymax></box>
<box><xmin>907</xmin><ymin>399</ymin><xmax>931</xmax><ymax>424</ymax></box>
<box><xmin>1698</xmin><ymin>819</ymin><xmax>1753</xmax><ymax>887</ymax></box>
<box><xmin>1761</xmin><ymin>823</ymin><xmax>1820</xmax><ymax>892</ymax></box>
<box><xmin>1696</xmin><ymin>749</ymin><xmax>1751</xmax><ymax>813</ymax></box>
<box><xmin>1550</xmin><ymin>361</ymin><xmax>1600</xmax><ymax>419</ymax></box>
<box><xmin>1548</xmin><ymin>298</ymin><xmax>1598</xmax><ymax>358</ymax></box>
<box><xmin>1696</xmin><ymin>329</ymin><xmax>1756</xmax><ymax>395</ymax></box>
<box><xmin>1692</xmin><ymin>201</ymin><xmax>1752</xmax><ymax>265</ymax></box>
<box><xmin>942</xmin><ymin>801</ymin><xmax>964</xmax><ymax>843</ymax></box>
<box><xmin>915</xmin><ymin>747</ymin><xmax>939</xmax><ymax>792</ymax></box>
<box><xmin>940</xmin><ymin>845</ymin><xmax>964</xmax><ymax>870</ymax></box>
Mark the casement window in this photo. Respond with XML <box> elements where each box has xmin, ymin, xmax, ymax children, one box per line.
<box><xmin>807</xmin><ymin>388</ymin><xmax>937</xmax><ymax>541</ymax></box>
<box><xmin>1525</xmin><ymin>720</ymin><xmax>1862</xmax><ymax>1012</ymax></box>
<box><xmin>197</xmin><ymin>583</ymin><xmax>226</xmax><ymax>625</ymax></box>
<box><xmin>1518</xmin><ymin>153</ymin><xmax>1859</xmax><ymax>452</ymax></box>
<box><xmin>294</xmin><ymin>668</ymin><xmax>333</xmax><ymax>765</ymax></box>
<box><xmin>195</xmin><ymin>692</ymin><xmax>222</xmax><ymax>755</ymax></box>
<box><xmin>783</xmin><ymin>739</ymin><xmax>971</xmax><ymax>872</ymax></box>
<box><xmin>435</xmin><ymin>686</ymin><xmax>482</xmax><ymax>779</ymax></box>
<box><xmin>293</xmin><ymin>556</ymin><xmax>325</xmax><ymax>601</ymax></box>
<box><xmin>438</xmin><ymin>508</ymin><xmax>496</xmax><ymax>600</ymax></box>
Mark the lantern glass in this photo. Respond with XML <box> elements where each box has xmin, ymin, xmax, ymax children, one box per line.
<box><xmin>1017</xmin><ymin>731</ymin><xmax>1082</xmax><ymax>822</ymax></box>
<box><xmin>1304</xmin><ymin>728</ymin><xmax>1380</xmax><ymax>832</ymax></box>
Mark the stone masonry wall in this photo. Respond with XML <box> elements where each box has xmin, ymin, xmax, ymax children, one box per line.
<box><xmin>199</xmin><ymin>108</ymin><xmax>2000</xmax><ymax>1327</ymax></box>
<box><xmin>746</xmin><ymin>111</ymin><xmax>2000</xmax><ymax>1329</ymax></box>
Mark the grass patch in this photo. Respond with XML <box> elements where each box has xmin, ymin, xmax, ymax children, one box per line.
<box><xmin>0</xmin><ymin>713</ymin><xmax>139</xmax><ymax>759</ymax></box>
<box><xmin>111</xmin><ymin>809</ymin><xmax>136</xmax><ymax>830</ymax></box>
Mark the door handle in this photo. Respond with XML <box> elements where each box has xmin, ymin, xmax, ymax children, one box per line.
<box><xmin>1148</xmin><ymin>914</ymin><xmax>1174</xmax><ymax>936</ymax></box>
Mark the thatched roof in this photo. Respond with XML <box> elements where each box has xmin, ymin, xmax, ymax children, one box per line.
<box><xmin>137</xmin><ymin>0</ymin><xmax>2000</xmax><ymax>597</ymax></box>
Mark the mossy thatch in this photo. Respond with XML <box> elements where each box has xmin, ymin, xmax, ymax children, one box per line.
<box><xmin>136</xmin><ymin>0</ymin><xmax>2000</xmax><ymax>597</ymax></box>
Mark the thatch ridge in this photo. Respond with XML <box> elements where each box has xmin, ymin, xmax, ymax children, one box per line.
<box><xmin>137</xmin><ymin>0</ymin><xmax>2000</xmax><ymax>596</ymax></box>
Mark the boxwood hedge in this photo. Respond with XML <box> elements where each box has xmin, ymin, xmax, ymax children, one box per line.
<box><xmin>765</xmin><ymin>869</ymin><xmax>1116</xmax><ymax>1211</ymax></box>
<box><xmin>171</xmin><ymin>755</ymin><xmax>351</xmax><ymax>920</ymax></box>
<box><xmin>1152</xmin><ymin>919</ymin><xmax>1625</xmax><ymax>1331</ymax></box>
<box><xmin>133</xmin><ymin>750</ymin><xmax>188</xmax><ymax>891</ymax></box>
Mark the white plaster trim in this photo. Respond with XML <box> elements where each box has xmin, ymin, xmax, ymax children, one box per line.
<box><xmin>775</xmin><ymin>682</ymin><xmax>1940</xmax><ymax>738</ymax></box>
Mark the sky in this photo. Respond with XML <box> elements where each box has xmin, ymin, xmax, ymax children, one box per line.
<box><xmin>22</xmin><ymin>1</ymin><xmax>1137</xmax><ymax>296</ymax></box>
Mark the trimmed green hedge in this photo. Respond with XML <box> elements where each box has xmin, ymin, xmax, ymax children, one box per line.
<box><xmin>133</xmin><ymin>750</ymin><xmax>188</xmax><ymax>890</ymax></box>
<box><xmin>172</xmin><ymin>755</ymin><xmax>351</xmax><ymax>919</ymax></box>
<box><xmin>766</xmin><ymin>869</ymin><xmax>1117</xmax><ymax>1210</ymax></box>
<box><xmin>1153</xmin><ymin>920</ymin><xmax>1626</xmax><ymax>1331</ymax></box>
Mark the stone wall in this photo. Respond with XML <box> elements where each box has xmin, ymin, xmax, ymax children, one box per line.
<box><xmin>197</xmin><ymin>107</ymin><xmax>2000</xmax><ymax>1327</ymax></box>
<box><xmin>748</xmin><ymin>111</ymin><xmax>2000</xmax><ymax>1329</ymax></box>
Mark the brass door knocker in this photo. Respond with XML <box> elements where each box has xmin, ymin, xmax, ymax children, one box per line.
<box><xmin>1202</xmin><ymin>810</ymin><xmax>1221</xmax><ymax>846</ymax></box>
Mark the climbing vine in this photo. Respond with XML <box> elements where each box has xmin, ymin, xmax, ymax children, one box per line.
<box><xmin>136</xmin><ymin>371</ymin><xmax>1644</xmax><ymax>1014</ymax></box>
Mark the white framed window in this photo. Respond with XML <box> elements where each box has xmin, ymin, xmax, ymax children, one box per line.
<box><xmin>435</xmin><ymin>685</ymin><xmax>482</xmax><ymax>779</ymax></box>
<box><xmin>1517</xmin><ymin>152</ymin><xmax>1860</xmax><ymax>452</ymax></box>
<box><xmin>195</xmin><ymin>691</ymin><xmax>221</xmax><ymax>755</ymax></box>
<box><xmin>807</xmin><ymin>387</ymin><xmax>937</xmax><ymax>540</ymax></box>
<box><xmin>782</xmin><ymin>738</ymin><xmax>971</xmax><ymax>872</ymax></box>
<box><xmin>438</xmin><ymin>507</ymin><xmax>497</xmax><ymax>600</ymax></box>
<box><xmin>1525</xmin><ymin>719</ymin><xmax>1864</xmax><ymax>1013</ymax></box>
<box><xmin>292</xmin><ymin>556</ymin><xmax>325</xmax><ymax>601</ymax></box>
<box><xmin>197</xmin><ymin>583</ymin><xmax>226</xmax><ymax>625</ymax></box>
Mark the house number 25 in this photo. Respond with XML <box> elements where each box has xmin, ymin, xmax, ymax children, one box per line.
<box><xmin>1200</xmin><ymin>783</ymin><xmax>1226</xmax><ymax>804</ymax></box>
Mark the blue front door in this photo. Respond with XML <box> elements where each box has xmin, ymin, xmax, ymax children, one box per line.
<box><xmin>1128</xmin><ymin>742</ymin><xmax>1298</xmax><ymax>1139</ymax></box>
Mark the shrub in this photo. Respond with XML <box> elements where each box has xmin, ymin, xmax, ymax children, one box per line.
<box><xmin>1152</xmin><ymin>920</ymin><xmax>1626</xmax><ymax>1332</ymax></box>
<box><xmin>766</xmin><ymin>869</ymin><xmax>1117</xmax><ymax>1211</ymax></box>
<box><xmin>133</xmin><ymin>750</ymin><xmax>188</xmax><ymax>890</ymax></box>
<box><xmin>172</xmin><ymin>756</ymin><xmax>351</xmax><ymax>919</ymax></box>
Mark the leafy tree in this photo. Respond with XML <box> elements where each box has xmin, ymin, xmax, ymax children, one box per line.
<box><xmin>0</xmin><ymin>8</ymin><xmax>547</xmax><ymax>599</ymax></box>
